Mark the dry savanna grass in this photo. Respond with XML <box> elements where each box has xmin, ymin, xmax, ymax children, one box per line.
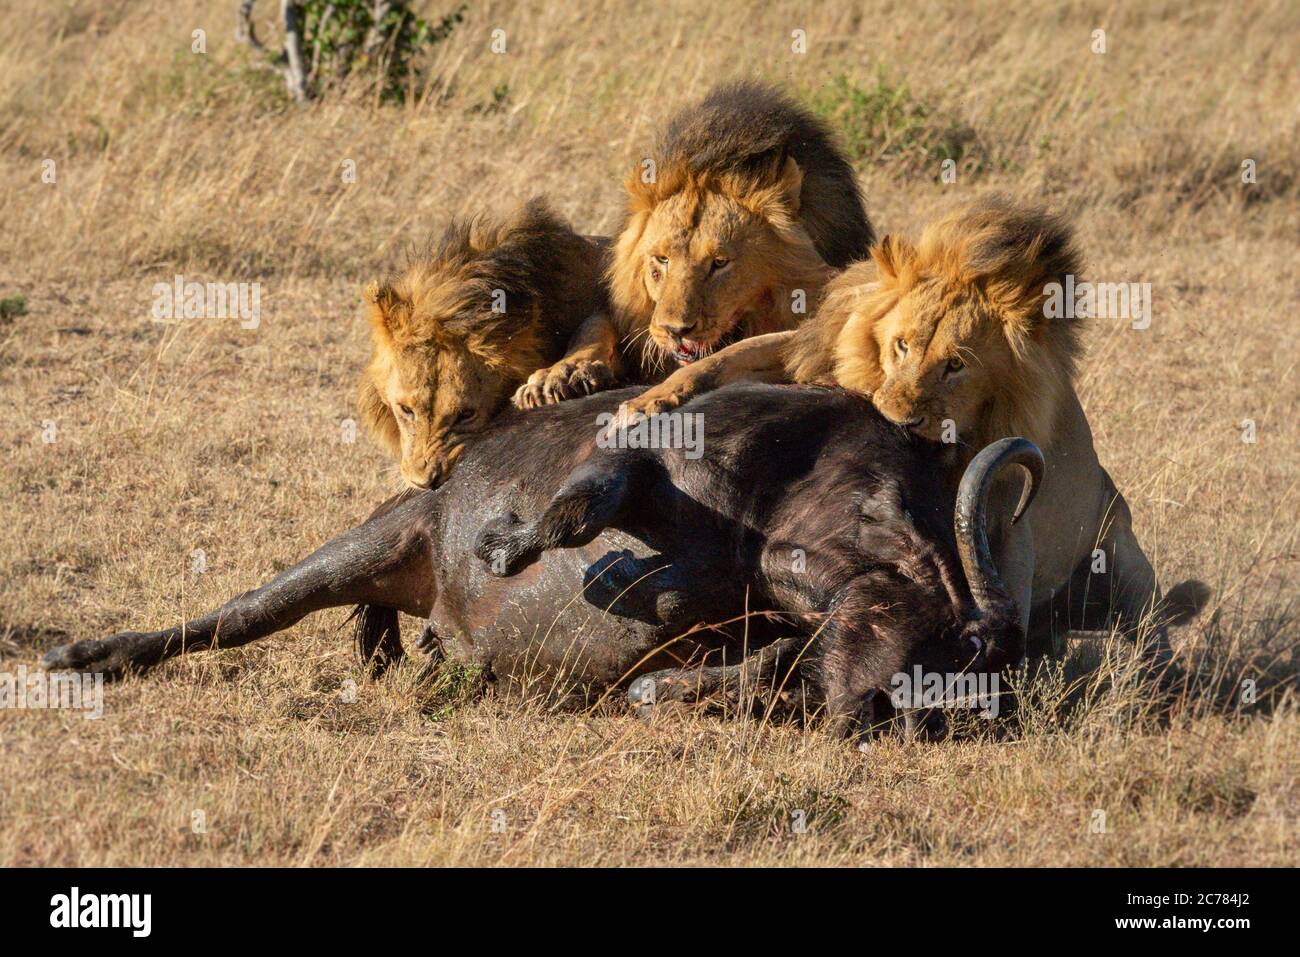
<box><xmin>1</xmin><ymin>0</ymin><xmax>1297</xmax><ymax>866</ymax></box>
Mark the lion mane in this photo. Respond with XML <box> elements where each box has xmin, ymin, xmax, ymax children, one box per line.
<box><xmin>359</xmin><ymin>197</ymin><xmax>605</xmax><ymax>464</ymax></box>
<box><xmin>607</xmin><ymin>81</ymin><xmax>874</xmax><ymax>371</ymax></box>
<box><xmin>786</xmin><ymin>194</ymin><xmax>1082</xmax><ymax>449</ymax></box>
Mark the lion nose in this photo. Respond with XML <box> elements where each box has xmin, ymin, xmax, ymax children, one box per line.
<box><xmin>405</xmin><ymin>458</ymin><xmax>437</xmax><ymax>490</ymax></box>
<box><xmin>661</xmin><ymin>318</ymin><xmax>697</xmax><ymax>339</ymax></box>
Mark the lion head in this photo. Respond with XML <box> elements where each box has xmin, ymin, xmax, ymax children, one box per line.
<box><xmin>786</xmin><ymin>195</ymin><xmax>1082</xmax><ymax>450</ymax></box>
<box><xmin>608</xmin><ymin>82</ymin><xmax>872</xmax><ymax>378</ymax></box>
<box><xmin>359</xmin><ymin>199</ymin><xmax>603</xmax><ymax>488</ymax></box>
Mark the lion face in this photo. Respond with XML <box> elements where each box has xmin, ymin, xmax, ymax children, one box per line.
<box><xmin>359</xmin><ymin>283</ymin><xmax>513</xmax><ymax>489</ymax></box>
<box><xmin>638</xmin><ymin>189</ymin><xmax>785</xmax><ymax>365</ymax></box>
<box><xmin>814</xmin><ymin>200</ymin><xmax>1083</xmax><ymax>452</ymax></box>
<box><xmin>612</xmin><ymin>157</ymin><xmax>828</xmax><ymax>375</ymax></box>
<box><xmin>841</xmin><ymin>282</ymin><xmax>1014</xmax><ymax>443</ymax></box>
<box><xmin>369</xmin><ymin>341</ymin><xmax>506</xmax><ymax>489</ymax></box>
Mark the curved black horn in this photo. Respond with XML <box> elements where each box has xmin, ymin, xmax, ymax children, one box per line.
<box><xmin>954</xmin><ymin>437</ymin><xmax>1045</xmax><ymax>616</ymax></box>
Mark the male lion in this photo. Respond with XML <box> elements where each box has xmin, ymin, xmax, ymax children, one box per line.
<box><xmin>512</xmin><ymin>81</ymin><xmax>873</xmax><ymax>408</ymax></box>
<box><xmin>359</xmin><ymin>198</ymin><xmax>607</xmax><ymax>487</ymax></box>
<box><xmin>615</xmin><ymin>195</ymin><xmax>1206</xmax><ymax>659</ymax></box>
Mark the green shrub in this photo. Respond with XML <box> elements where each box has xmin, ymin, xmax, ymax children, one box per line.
<box><xmin>300</xmin><ymin>0</ymin><xmax>465</xmax><ymax>102</ymax></box>
<box><xmin>0</xmin><ymin>295</ymin><xmax>27</xmax><ymax>323</ymax></box>
<box><xmin>808</xmin><ymin>72</ymin><xmax>984</xmax><ymax>176</ymax></box>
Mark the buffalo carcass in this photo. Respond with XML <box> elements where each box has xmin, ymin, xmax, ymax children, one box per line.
<box><xmin>42</xmin><ymin>384</ymin><xmax>1041</xmax><ymax>736</ymax></box>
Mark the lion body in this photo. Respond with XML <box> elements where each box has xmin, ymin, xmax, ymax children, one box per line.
<box><xmin>516</xmin><ymin>82</ymin><xmax>873</xmax><ymax>405</ymax></box>
<box><xmin>611</xmin><ymin>82</ymin><xmax>874</xmax><ymax>376</ymax></box>
<box><xmin>359</xmin><ymin>198</ymin><xmax>607</xmax><ymax>487</ymax></box>
<box><xmin>788</xmin><ymin>195</ymin><xmax>1176</xmax><ymax>656</ymax></box>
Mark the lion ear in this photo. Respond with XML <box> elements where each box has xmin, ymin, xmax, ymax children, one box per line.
<box><xmin>624</xmin><ymin>165</ymin><xmax>658</xmax><ymax>214</ymax></box>
<box><xmin>775</xmin><ymin>156</ymin><xmax>804</xmax><ymax>213</ymax></box>
<box><xmin>870</xmin><ymin>235</ymin><xmax>916</xmax><ymax>284</ymax></box>
<box><xmin>364</xmin><ymin>280</ymin><xmax>395</xmax><ymax>308</ymax></box>
<box><xmin>364</xmin><ymin>281</ymin><xmax>401</xmax><ymax>337</ymax></box>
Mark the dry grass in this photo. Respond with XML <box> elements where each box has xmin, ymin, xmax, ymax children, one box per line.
<box><xmin>1</xmin><ymin>0</ymin><xmax>1297</xmax><ymax>866</ymax></box>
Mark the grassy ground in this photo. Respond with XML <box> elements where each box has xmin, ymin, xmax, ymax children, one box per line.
<box><xmin>1</xmin><ymin>0</ymin><xmax>1296</xmax><ymax>866</ymax></box>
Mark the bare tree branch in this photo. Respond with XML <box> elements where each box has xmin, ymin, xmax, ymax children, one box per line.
<box><xmin>308</xmin><ymin>3</ymin><xmax>337</xmax><ymax>89</ymax></box>
<box><xmin>281</xmin><ymin>0</ymin><xmax>310</xmax><ymax>101</ymax></box>
<box><xmin>363</xmin><ymin>1</ymin><xmax>396</xmax><ymax>58</ymax></box>
<box><xmin>235</xmin><ymin>0</ymin><xmax>310</xmax><ymax>102</ymax></box>
<box><xmin>235</xmin><ymin>0</ymin><xmax>263</xmax><ymax>49</ymax></box>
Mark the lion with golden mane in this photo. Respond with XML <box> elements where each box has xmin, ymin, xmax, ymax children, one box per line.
<box><xmin>359</xmin><ymin>198</ymin><xmax>607</xmax><ymax>488</ymax></box>
<box><xmin>513</xmin><ymin>81</ymin><xmax>873</xmax><ymax>407</ymax></box>
<box><xmin>621</xmin><ymin>195</ymin><xmax>1205</xmax><ymax>658</ymax></box>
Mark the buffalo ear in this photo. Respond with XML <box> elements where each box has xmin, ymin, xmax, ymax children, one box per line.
<box><xmin>870</xmin><ymin>235</ymin><xmax>916</xmax><ymax>285</ymax></box>
<box><xmin>357</xmin><ymin>373</ymin><xmax>400</xmax><ymax>457</ymax></box>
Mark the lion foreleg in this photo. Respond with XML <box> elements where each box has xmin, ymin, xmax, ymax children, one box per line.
<box><xmin>513</xmin><ymin>312</ymin><xmax>623</xmax><ymax>408</ymax></box>
<box><xmin>1096</xmin><ymin>514</ymin><xmax>1175</xmax><ymax>669</ymax></box>
<box><xmin>610</xmin><ymin>330</ymin><xmax>796</xmax><ymax>426</ymax></box>
<box><xmin>988</xmin><ymin>484</ymin><xmax>1038</xmax><ymax>659</ymax></box>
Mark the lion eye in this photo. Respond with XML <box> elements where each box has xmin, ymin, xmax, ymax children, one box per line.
<box><xmin>947</xmin><ymin>356</ymin><xmax>965</xmax><ymax>373</ymax></box>
<box><xmin>895</xmin><ymin>338</ymin><xmax>909</xmax><ymax>356</ymax></box>
<box><xmin>653</xmin><ymin>255</ymin><xmax>669</xmax><ymax>266</ymax></box>
<box><xmin>398</xmin><ymin>404</ymin><xmax>414</xmax><ymax>417</ymax></box>
<box><xmin>710</xmin><ymin>257</ymin><xmax>730</xmax><ymax>272</ymax></box>
<box><xmin>455</xmin><ymin>408</ymin><xmax>475</xmax><ymax>425</ymax></box>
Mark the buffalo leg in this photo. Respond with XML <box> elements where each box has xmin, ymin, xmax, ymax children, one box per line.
<box><xmin>42</xmin><ymin>497</ymin><xmax>438</xmax><ymax>679</ymax></box>
<box><xmin>475</xmin><ymin>455</ymin><xmax>644</xmax><ymax>577</ymax></box>
<box><xmin>627</xmin><ymin>636</ymin><xmax>802</xmax><ymax>710</ymax></box>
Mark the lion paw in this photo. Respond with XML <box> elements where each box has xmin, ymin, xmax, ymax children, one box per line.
<box><xmin>513</xmin><ymin>359</ymin><xmax>618</xmax><ymax>409</ymax></box>
<box><xmin>603</xmin><ymin>391</ymin><xmax>687</xmax><ymax>440</ymax></box>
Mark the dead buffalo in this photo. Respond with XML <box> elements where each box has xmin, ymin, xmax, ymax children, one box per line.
<box><xmin>42</xmin><ymin>384</ymin><xmax>1041</xmax><ymax>736</ymax></box>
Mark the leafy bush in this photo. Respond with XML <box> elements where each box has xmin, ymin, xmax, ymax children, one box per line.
<box><xmin>0</xmin><ymin>295</ymin><xmax>27</xmax><ymax>323</ymax></box>
<box><xmin>809</xmin><ymin>72</ymin><xmax>984</xmax><ymax>176</ymax></box>
<box><xmin>301</xmin><ymin>0</ymin><xmax>465</xmax><ymax>101</ymax></box>
<box><xmin>241</xmin><ymin>1</ymin><xmax>465</xmax><ymax>103</ymax></box>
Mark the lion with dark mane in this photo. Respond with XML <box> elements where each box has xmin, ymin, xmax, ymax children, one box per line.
<box><xmin>513</xmin><ymin>81</ymin><xmax>873</xmax><ymax>407</ymax></box>
<box><xmin>358</xmin><ymin>198</ymin><xmax>607</xmax><ymax>487</ymax></box>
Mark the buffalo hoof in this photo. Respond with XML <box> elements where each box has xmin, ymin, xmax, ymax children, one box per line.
<box><xmin>415</xmin><ymin>623</ymin><xmax>438</xmax><ymax>652</ymax></box>
<box><xmin>473</xmin><ymin>514</ymin><xmax>537</xmax><ymax>577</ymax></box>
<box><xmin>627</xmin><ymin>675</ymin><xmax>657</xmax><ymax>707</ymax></box>
<box><xmin>42</xmin><ymin>632</ymin><xmax>155</xmax><ymax>681</ymax></box>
